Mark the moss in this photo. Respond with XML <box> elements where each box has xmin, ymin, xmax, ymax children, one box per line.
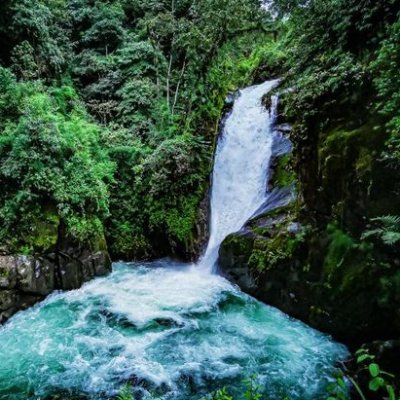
<box><xmin>319</xmin><ymin>123</ymin><xmax>385</xmax><ymax>178</ymax></box>
<box><xmin>0</xmin><ymin>269</ymin><xmax>10</xmax><ymax>278</ymax></box>
<box><xmin>355</xmin><ymin>147</ymin><xmax>373</xmax><ymax>174</ymax></box>
<box><xmin>222</xmin><ymin>232</ymin><xmax>255</xmax><ymax>259</ymax></box>
<box><xmin>18</xmin><ymin>211</ymin><xmax>60</xmax><ymax>254</ymax></box>
<box><xmin>339</xmin><ymin>258</ymin><xmax>369</xmax><ymax>292</ymax></box>
<box><xmin>323</xmin><ymin>224</ymin><xmax>355</xmax><ymax>277</ymax></box>
<box><xmin>250</xmin><ymin>203</ymin><xmax>297</xmax><ymax>231</ymax></box>
<box><xmin>271</xmin><ymin>153</ymin><xmax>296</xmax><ymax>188</ymax></box>
<box><xmin>248</xmin><ymin>249</ymin><xmax>269</xmax><ymax>272</ymax></box>
<box><xmin>248</xmin><ymin>223</ymin><xmax>306</xmax><ymax>273</ymax></box>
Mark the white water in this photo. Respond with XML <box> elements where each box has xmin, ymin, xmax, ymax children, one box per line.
<box><xmin>201</xmin><ymin>80</ymin><xmax>280</xmax><ymax>270</ymax></box>
<box><xmin>0</xmin><ymin>81</ymin><xmax>348</xmax><ymax>400</ymax></box>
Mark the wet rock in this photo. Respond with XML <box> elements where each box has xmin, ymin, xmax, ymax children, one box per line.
<box><xmin>225</xmin><ymin>91</ymin><xmax>241</xmax><ymax>105</ymax></box>
<box><xmin>16</xmin><ymin>256</ymin><xmax>55</xmax><ymax>295</ymax></box>
<box><xmin>0</xmin><ymin>256</ymin><xmax>18</xmax><ymax>289</ymax></box>
<box><xmin>0</xmin><ymin>246</ymin><xmax>9</xmax><ymax>256</ymax></box>
<box><xmin>0</xmin><ymin>245</ymin><xmax>111</xmax><ymax>323</ymax></box>
<box><xmin>0</xmin><ymin>289</ymin><xmax>41</xmax><ymax>323</ymax></box>
<box><xmin>0</xmin><ymin>290</ymin><xmax>18</xmax><ymax>316</ymax></box>
<box><xmin>262</xmin><ymin>93</ymin><xmax>272</xmax><ymax>110</ymax></box>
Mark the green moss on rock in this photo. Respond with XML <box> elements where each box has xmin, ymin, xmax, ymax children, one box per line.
<box><xmin>271</xmin><ymin>153</ymin><xmax>296</xmax><ymax>188</ymax></box>
<box><xmin>322</xmin><ymin>224</ymin><xmax>355</xmax><ymax>278</ymax></box>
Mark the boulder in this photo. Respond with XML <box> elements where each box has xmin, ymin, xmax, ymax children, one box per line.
<box><xmin>16</xmin><ymin>256</ymin><xmax>54</xmax><ymax>295</ymax></box>
<box><xmin>0</xmin><ymin>247</ymin><xmax>111</xmax><ymax>323</ymax></box>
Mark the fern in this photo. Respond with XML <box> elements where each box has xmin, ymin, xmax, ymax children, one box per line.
<box><xmin>362</xmin><ymin>215</ymin><xmax>400</xmax><ymax>246</ymax></box>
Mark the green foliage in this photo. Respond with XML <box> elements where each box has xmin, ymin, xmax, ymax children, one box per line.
<box><xmin>323</xmin><ymin>224</ymin><xmax>354</xmax><ymax>277</ymax></box>
<box><xmin>373</xmin><ymin>17</ymin><xmax>400</xmax><ymax>177</ymax></box>
<box><xmin>188</xmin><ymin>32</ymin><xmax>283</xmax><ymax>136</ymax></box>
<box><xmin>0</xmin><ymin>68</ymin><xmax>114</xmax><ymax>252</ymax></box>
<box><xmin>242</xmin><ymin>375</ymin><xmax>263</xmax><ymax>400</ymax></box>
<box><xmin>374</xmin><ymin>17</ymin><xmax>400</xmax><ymax>136</ymax></box>
<box><xmin>271</xmin><ymin>153</ymin><xmax>296</xmax><ymax>188</ymax></box>
<box><xmin>0</xmin><ymin>0</ymin><xmax>70</xmax><ymax>77</ymax></box>
<box><xmin>325</xmin><ymin>348</ymin><xmax>400</xmax><ymax>400</ymax></box>
<box><xmin>203</xmin><ymin>375</ymin><xmax>264</xmax><ymax>400</ymax></box>
<box><xmin>326</xmin><ymin>372</ymin><xmax>349</xmax><ymax>400</ymax></box>
<box><xmin>106</xmin><ymin>133</ymin><xmax>209</xmax><ymax>258</ymax></box>
<box><xmin>0</xmin><ymin>0</ymin><xmax>275</xmax><ymax>258</ymax></box>
<box><xmin>248</xmin><ymin>220</ymin><xmax>306</xmax><ymax>273</ymax></box>
<box><xmin>117</xmin><ymin>384</ymin><xmax>134</xmax><ymax>400</ymax></box>
<box><xmin>353</xmin><ymin>348</ymin><xmax>399</xmax><ymax>399</ymax></box>
<box><xmin>362</xmin><ymin>216</ymin><xmax>400</xmax><ymax>246</ymax></box>
<box><xmin>209</xmin><ymin>388</ymin><xmax>234</xmax><ymax>400</ymax></box>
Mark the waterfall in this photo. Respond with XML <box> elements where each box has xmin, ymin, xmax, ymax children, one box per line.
<box><xmin>200</xmin><ymin>80</ymin><xmax>281</xmax><ymax>271</ymax></box>
<box><xmin>0</xmin><ymin>81</ymin><xmax>348</xmax><ymax>400</ymax></box>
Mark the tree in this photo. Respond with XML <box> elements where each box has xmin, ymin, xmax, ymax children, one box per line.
<box><xmin>0</xmin><ymin>68</ymin><xmax>114</xmax><ymax>252</ymax></box>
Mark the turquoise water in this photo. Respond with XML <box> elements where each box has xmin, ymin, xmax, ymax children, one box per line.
<box><xmin>0</xmin><ymin>81</ymin><xmax>348</xmax><ymax>399</ymax></box>
<box><xmin>0</xmin><ymin>261</ymin><xmax>348</xmax><ymax>400</ymax></box>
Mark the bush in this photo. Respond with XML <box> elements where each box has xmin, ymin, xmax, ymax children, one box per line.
<box><xmin>0</xmin><ymin>68</ymin><xmax>114</xmax><ymax>252</ymax></box>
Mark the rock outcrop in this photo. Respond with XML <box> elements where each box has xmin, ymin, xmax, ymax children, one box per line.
<box><xmin>0</xmin><ymin>238</ymin><xmax>111</xmax><ymax>323</ymax></box>
<box><xmin>218</xmin><ymin>91</ymin><xmax>400</xmax><ymax>348</ymax></box>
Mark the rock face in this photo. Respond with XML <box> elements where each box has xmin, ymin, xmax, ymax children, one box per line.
<box><xmin>218</xmin><ymin>92</ymin><xmax>400</xmax><ymax>348</ymax></box>
<box><xmin>0</xmin><ymin>242</ymin><xmax>111</xmax><ymax>323</ymax></box>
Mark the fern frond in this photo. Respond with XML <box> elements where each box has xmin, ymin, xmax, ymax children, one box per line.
<box><xmin>363</xmin><ymin>215</ymin><xmax>400</xmax><ymax>246</ymax></box>
<box><xmin>381</xmin><ymin>231</ymin><xmax>400</xmax><ymax>245</ymax></box>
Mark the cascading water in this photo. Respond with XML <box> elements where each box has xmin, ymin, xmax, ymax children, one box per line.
<box><xmin>0</xmin><ymin>82</ymin><xmax>348</xmax><ymax>400</ymax></box>
<box><xmin>201</xmin><ymin>80</ymin><xmax>280</xmax><ymax>271</ymax></box>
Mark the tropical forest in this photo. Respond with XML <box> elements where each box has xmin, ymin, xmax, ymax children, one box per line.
<box><xmin>0</xmin><ymin>0</ymin><xmax>400</xmax><ymax>399</ymax></box>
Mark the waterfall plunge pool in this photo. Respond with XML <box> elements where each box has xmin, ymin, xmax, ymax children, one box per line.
<box><xmin>0</xmin><ymin>261</ymin><xmax>348</xmax><ymax>400</ymax></box>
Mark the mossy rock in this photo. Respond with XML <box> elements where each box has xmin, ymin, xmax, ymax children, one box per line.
<box><xmin>271</xmin><ymin>153</ymin><xmax>297</xmax><ymax>189</ymax></box>
<box><xmin>221</xmin><ymin>230</ymin><xmax>255</xmax><ymax>259</ymax></box>
<box><xmin>19</xmin><ymin>211</ymin><xmax>60</xmax><ymax>255</ymax></box>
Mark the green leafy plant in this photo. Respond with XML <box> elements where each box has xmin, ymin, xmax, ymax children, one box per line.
<box><xmin>326</xmin><ymin>372</ymin><xmax>350</xmax><ymax>400</ymax></box>
<box><xmin>203</xmin><ymin>375</ymin><xmax>264</xmax><ymax>400</ymax></box>
<box><xmin>117</xmin><ymin>384</ymin><xmax>133</xmax><ymax>400</ymax></box>
<box><xmin>354</xmin><ymin>348</ymin><xmax>399</xmax><ymax>399</ymax></box>
<box><xmin>362</xmin><ymin>216</ymin><xmax>400</xmax><ymax>246</ymax></box>
<box><xmin>242</xmin><ymin>375</ymin><xmax>263</xmax><ymax>400</ymax></box>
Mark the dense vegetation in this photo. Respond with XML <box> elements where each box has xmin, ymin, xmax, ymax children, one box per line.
<box><xmin>2</xmin><ymin>0</ymin><xmax>400</xmax><ymax>397</ymax></box>
<box><xmin>0</xmin><ymin>0</ymin><xmax>277</xmax><ymax>258</ymax></box>
<box><xmin>270</xmin><ymin>0</ymin><xmax>400</xmax><ymax>341</ymax></box>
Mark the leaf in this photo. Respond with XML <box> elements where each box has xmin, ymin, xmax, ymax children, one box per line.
<box><xmin>369</xmin><ymin>363</ymin><xmax>380</xmax><ymax>377</ymax></box>
<box><xmin>357</xmin><ymin>354</ymin><xmax>373</xmax><ymax>363</ymax></box>
<box><xmin>326</xmin><ymin>383</ymin><xmax>337</xmax><ymax>392</ymax></box>
<box><xmin>369</xmin><ymin>377</ymin><xmax>385</xmax><ymax>392</ymax></box>
<box><xmin>355</xmin><ymin>348</ymin><xmax>367</xmax><ymax>356</ymax></box>
<box><xmin>386</xmin><ymin>384</ymin><xmax>396</xmax><ymax>400</ymax></box>
<box><xmin>337</xmin><ymin>377</ymin><xmax>346</xmax><ymax>390</ymax></box>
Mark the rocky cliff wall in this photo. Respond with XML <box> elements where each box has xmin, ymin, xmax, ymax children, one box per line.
<box><xmin>218</xmin><ymin>91</ymin><xmax>400</xmax><ymax>348</ymax></box>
